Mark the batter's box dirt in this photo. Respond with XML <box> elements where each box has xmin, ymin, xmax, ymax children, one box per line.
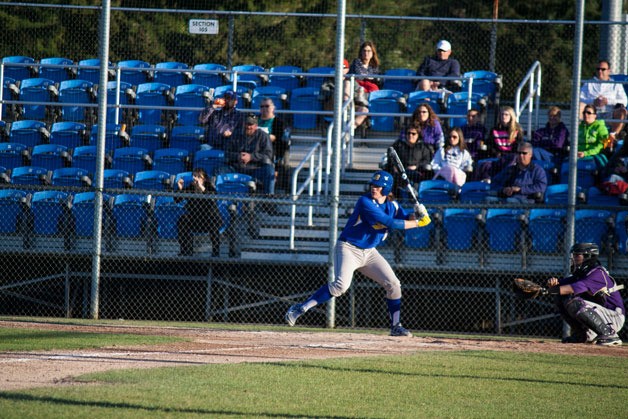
<box><xmin>0</xmin><ymin>321</ymin><xmax>625</xmax><ymax>391</ymax></box>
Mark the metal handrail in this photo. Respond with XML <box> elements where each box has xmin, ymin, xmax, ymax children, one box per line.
<box><xmin>514</xmin><ymin>61</ymin><xmax>542</xmax><ymax>139</ymax></box>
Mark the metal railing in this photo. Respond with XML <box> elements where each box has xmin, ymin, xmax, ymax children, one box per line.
<box><xmin>515</xmin><ymin>61</ymin><xmax>542</xmax><ymax>138</ymax></box>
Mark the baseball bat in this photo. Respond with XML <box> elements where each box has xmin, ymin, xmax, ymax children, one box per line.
<box><xmin>387</xmin><ymin>146</ymin><xmax>431</xmax><ymax>225</ymax></box>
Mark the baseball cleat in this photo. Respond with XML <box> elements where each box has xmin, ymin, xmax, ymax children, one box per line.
<box><xmin>285</xmin><ymin>304</ymin><xmax>304</xmax><ymax>327</ymax></box>
<box><xmin>596</xmin><ymin>336</ymin><xmax>622</xmax><ymax>346</ymax></box>
<box><xmin>390</xmin><ymin>324</ymin><xmax>412</xmax><ymax>337</ymax></box>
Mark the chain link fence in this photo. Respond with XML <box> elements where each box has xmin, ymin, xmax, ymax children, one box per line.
<box><xmin>0</xmin><ymin>2</ymin><xmax>627</xmax><ymax>340</ymax></box>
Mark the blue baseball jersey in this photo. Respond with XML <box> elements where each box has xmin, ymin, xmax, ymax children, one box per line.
<box><xmin>338</xmin><ymin>194</ymin><xmax>408</xmax><ymax>249</ymax></box>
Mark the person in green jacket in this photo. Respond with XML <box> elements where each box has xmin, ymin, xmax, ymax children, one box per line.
<box><xmin>578</xmin><ymin>104</ymin><xmax>609</xmax><ymax>170</ymax></box>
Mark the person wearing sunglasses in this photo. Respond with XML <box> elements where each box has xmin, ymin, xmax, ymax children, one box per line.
<box><xmin>489</xmin><ymin>141</ymin><xmax>547</xmax><ymax>203</ymax></box>
<box><xmin>415</xmin><ymin>39</ymin><xmax>461</xmax><ymax>92</ymax></box>
<box><xmin>386</xmin><ymin>123</ymin><xmax>434</xmax><ymax>197</ymax></box>
<box><xmin>578</xmin><ymin>104</ymin><xmax>609</xmax><ymax>172</ymax></box>
<box><xmin>579</xmin><ymin>59</ymin><xmax>627</xmax><ymax>148</ymax></box>
<box><xmin>430</xmin><ymin>127</ymin><xmax>474</xmax><ymax>187</ymax></box>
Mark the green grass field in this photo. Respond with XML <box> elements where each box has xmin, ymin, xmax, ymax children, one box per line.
<box><xmin>0</xmin><ymin>322</ymin><xmax>626</xmax><ymax>418</ymax></box>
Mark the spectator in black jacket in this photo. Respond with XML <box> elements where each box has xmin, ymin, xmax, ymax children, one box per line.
<box><xmin>416</xmin><ymin>40</ymin><xmax>461</xmax><ymax>92</ymax></box>
<box><xmin>387</xmin><ymin>124</ymin><xmax>433</xmax><ymax>198</ymax></box>
<box><xmin>204</xmin><ymin>90</ymin><xmax>245</xmax><ymax>150</ymax></box>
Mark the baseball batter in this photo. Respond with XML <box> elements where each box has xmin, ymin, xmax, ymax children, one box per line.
<box><xmin>285</xmin><ymin>170</ymin><xmax>430</xmax><ymax>336</ymax></box>
<box><xmin>547</xmin><ymin>243</ymin><xmax>625</xmax><ymax>346</ymax></box>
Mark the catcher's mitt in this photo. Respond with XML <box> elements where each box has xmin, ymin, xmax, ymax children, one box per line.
<box><xmin>513</xmin><ymin>278</ymin><xmax>547</xmax><ymax>300</ymax></box>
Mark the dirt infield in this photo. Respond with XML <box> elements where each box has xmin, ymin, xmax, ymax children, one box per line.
<box><xmin>1</xmin><ymin>320</ymin><xmax>626</xmax><ymax>391</ymax></box>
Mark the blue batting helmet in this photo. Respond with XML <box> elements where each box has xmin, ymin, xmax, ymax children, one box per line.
<box><xmin>370</xmin><ymin>170</ymin><xmax>393</xmax><ymax>195</ymax></box>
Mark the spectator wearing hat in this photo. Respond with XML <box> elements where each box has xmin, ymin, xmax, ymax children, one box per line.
<box><xmin>224</xmin><ymin>114</ymin><xmax>275</xmax><ymax>195</ymax></box>
<box><xmin>415</xmin><ymin>40</ymin><xmax>461</xmax><ymax>92</ymax></box>
<box><xmin>205</xmin><ymin>89</ymin><xmax>245</xmax><ymax>150</ymax></box>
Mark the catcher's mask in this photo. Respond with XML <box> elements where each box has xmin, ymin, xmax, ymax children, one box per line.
<box><xmin>570</xmin><ymin>242</ymin><xmax>600</xmax><ymax>274</ymax></box>
<box><xmin>370</xmin><ymin>170</ymin><xmax>393</xmax><ymax>196</ymax></box>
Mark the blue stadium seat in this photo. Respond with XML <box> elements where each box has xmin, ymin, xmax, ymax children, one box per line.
<box><xmin>51</xmin><ymin>167</ymin><xmax>91</xmax><ymax>188</ymax></box>
<box><xmin>58</xmin><ymin>79</ymin><xmax>96</xmax><ymax>122</ymax></box>
<box><xmin>2</xmin><ymin>76</ymin><xmax>19</xmax><ymax>117</ymax></box>
<box><xmin>404</xmin><ymin>208</ymin><xmax>439</xmax><ymax>249</ymax></box>
<box><xmin>615</xmin><ymin>210</ymin><xmax>628</xmax><ymax>254</ymax></box>
<box><xmin>30</xmin><ymin>190</ymin><xmax>70</xmax><ymax>235</ymax></box>
<box><xmin>193</xmin><ymin>149</ymin><xmax>225</xmax><ymax>176</ymax></box>
<box><xmin>10</xmin><ymin>166</ymin><xmax>49</xmax><ymax>189</ymax></box>
<box><xmin>102</xmin><ymin>169</ymin><xmax>132</xmax><ymax>189</ymax></box>
<box><xmin>117</xmin><ymin>59</ymin><xmax>151</xmax><ymax>87</ymax></box>
<box><xmin>134</xmin><ymin>170</ymin><xmax>172</xmax><ymax>191</ymax></box>
<box><xmin>544</xmin><ymin>183</ymin><xmax>585</xmax><ymax>204</ymax></box>
<box><xmin>31</xmin><ymin>144</ymin><xmax>70</xmax><ymax>171</ymax></box>
<box><xmin>368</xmin><ymin>89</ymin><xmax>404</xmax><ymax>132</ymax></box>
<box><xmin>418</xmin><ymin>179</ymin><xmax>458</xmax><ymax>204</ymax></box>
<box><xmin>0</xmin><ymin>142</ymin><xmax>28</xmax><ymax>171</ymax></box>
<box><xmin>443</xmin><ymin>208</ymin><xmax>482</xmax><ymax>250</ymax></box>
<box><xmin>484</xmin><ymin>208</ymin><xmax>526</xmax><ymax>252</ymax></box>
<box><xmin>532</xmin><ymin>159</ymin><xmax>558</xmax><ymax>185</ymax></box>
<box><xmin>112</xmin><ymin>193</ymin><xmax>151</xmax><ymax>238</ymax></box>
<box><xmin>77</xmin><ymin>58</ymin><xmax>112</xmax><ymax>85</ymax></box>
<box><xmin>560</xmin><ymin>158</ymin><xmax>598</xmax><ymax>189</ymax></box>
<box><xmin>18</xmin><ymin>78</ymin><xmax>56</xmax><ymax>120</ymax></box>
<box><xmin>9</xmin><ymin>119</ymin><xmax>49</xmax><ymax>149</ymax></box>
<box><xmin>383</xmin><ymin>68</ymin><xmax>416</xmax><ymax>94</ymax></box>
<box><xmin>251</xmin><ymin>86</ymin><xmax>288</xmax><ymax>109</ymax></box>
<box><xmin>268</xmin><ymin>65</ymin><xmax>302</xmax><ymax>92</ymax></box>
<box><xmin>153</xmin><ymin>195</ymin><xmax>186</xmax><ymax>239</ymax></box>
<box><xmin>305</xmin><ymin>66</ymin><xmax>334</xmax><ymax>89</ymax></box>
<box><xmin>231</xmin><ymin>64</ymin><xmax>266</xmax><ymax>87</ymax></box>
<box><xmin>89</xmin><ymin>123</ymin><xmax>129</xmax><ymax>150</ymax></box>
<box><xmin>173</xmin><ymin>83</ymin><xmax>211</xmax><ymax>126</ymax></box>
<box><xmin>72</xmin><ymin>145</ymin><xmax>100</xmax><ymax>176</ymax></box>
<box><xmin>215</xmin><ymin>172</ymin><xmax>256</xmax><ymax>233</ymax></box>
<box><xmin>112</xmin><ymin>147</ymin><xmax>151</xmax><ymax>175</ymax></box>
<box><xmin>459</xmin><ymin>181</ymin><xmax>491</xmax><ymax>203</ymax></box>
<box><xmin>106</xmin><ymin>81</ymin><xmax>133</xmax><ymax>124</ymax></box>
<box><xmin>574</xmin><ymin>209</ymin><xmax>613</xmax><ymax>249</ymax></box>
<box><xmin>406</xmin><ymin>90</ymin><xmax>446</xmax><ymax>114</ymax></box>
<box><xmin>214</xmin><ymin>84</ymin><xmax>252</xmax><ymax>109</ymax></box>
<box><xmin>129</xmin><ymin>124</ymin><xmax>167</xmax><ymax>153</ymax></box>
<box><xmin>192</xmin><ymin>63</ymin><xmax>226</xmax><ymax>88</ymax></box>
<box><xmin>153</xmin><ymin>148</ymin><xmax>189</xmax><ymax>175</ymax></box>
<box><xmin>0</xmin><ymin>189</ymin><xmax>28</xmax><ymax>234</ymax></box>
<box><xmin>528</xmin><ymin>208</ymin><xmax>566</xmax><ymax>253</ymax></box>
<box><xmin>2</xmin><ymin>56</ymin><xmax>35</xmax><ymax>81</ymax></box>
<box><xmin>446</xmin><ymin>92</ymin><xmax>487</xmax><ymax>128</ymax></box>
<box><xmin>135</xmin><ymin>82</ymin><xmax>172</xmax><ymax>125</ymax></box>
<box><xmin>586</xmin><ymin>186</ymin><xmax>623</xmax><ymax>207</ymax></box>
<box><xmin>39</xmin><ymin>57</ymin><xmax>74</xmax><ymax>84</ymax></box>
<box><xmin>72</xmin><ymin>191</ymin><xmax>112</xmax><ymax>237</ymax></box>
<box><xmin>461</xmin><ymin>70</ymin><xmax>501</xmax><ymax>102</ymax></box>
<box><xmin>50</xmin><ymin>121</ymin><xmax>88</xmax><ymax>149</ymax></box>
<box><xmin>169</xmin><ymin>125</ymin><xmax>205</xmax><ymax>154</ymax></box>
<box><xmin>153</xmin><ymin>61</ymin><xmax>190</xmax><ymax>87</ymax></box>
<box><xmin>290</xmin><ymin>87</ymin><xmax>322</xmax><ymax>130</ymax></box>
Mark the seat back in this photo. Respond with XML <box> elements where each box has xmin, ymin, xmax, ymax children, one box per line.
<box><xmin>418</xmin><ymin>179</ymin><xmax>458</xmax><ymax>204</ymax></box>
<box><xmin>459</xmin><ymin>181</ymin><xmax>490</xmax><ymax>203</ymax></box>
<box><xmin>72</xmin><ymin>145</ymin><xmax>98</xmax><ymax>175</ymax></box>
<box><xmin>404</xmin><ymin>208</ymin><xmax>437</xmax><ymax>249</ymax></box>
<box><xmin>2</xmin><ymin>56</ymin><xmax>35</xmax><ymax>81</ymax></box>
<box><xmin>462</xmin><ymin>70</ymin><xmax>500</xmax><ymax>101</ymax></box>
<box><xmin>117</xmin><ymin>59</ymin><xmax>151</xmax><ymax>87</ymax></box>
<box><xmin>268</xmin><ymin>65</ymin><xmax>302</xmax><ymax>92</ymax></box>
<box><xmin>528</xmin><ymin>208</ymin><xmax>566</xmax><ymax>253</ymax></box>
<box><xmin>11</xmin><ymin>166</ymin><xmax>49</xmax><ymax>189</ymax></box>
<box><xmin>102</xmin><ymin>169</ymin><xmax>131</xmax><ymax>189</ymax></box>
<box><xmin>31</xmin><ymin>190</ymin><xmax>69</xmax><ymax>235</ymax></box>
<box><xmin>77</xmin><ymin>58</ymin><xmax>108</xmax><ymax>85</ymax></box>
<box><xmin>306</xmin><ymin>66</ymin><xmax>334</xmax><ymax>89</ymax></box>
<box><xmin>174</xmin><ymin>84</ymin><xmax>209</xmax><ymax>126</ymax></box>
<box><xmin>153</xmin><ymin>196</ymin><xmax>186</xmax><ymax>239</ymax></box>
<box><xmin>153</xmin><ymin>148</ymin><xmax>188</xmax><ymax>175</ymax></box>
<box><xmin>106</xmin><ymin>81</ymin><xmax>133</xmax><ymax>124</ymax></box>
<box><xmin>153</xmin><ymin>61</ymin><xmax>189</xmax><ymax>87</ymax></box>
<box><xmin>39</xmin><ymin>57</ymin><xmax>74</xmax><ymax>83</ymax></box>
<box><xmin>484</xmin><ymin>208</ymin><xmax>526</xmax><ymax>252</ymax></box>
<box><xmin>19</xmin><ymin>78</ymin><xmax>55</xmax><ymax>120</ymax></box>
<box><xmin>129</xmin><ymin>124</ymin><xmax>167</xmax><ymax>153</ymax></box>
<box><xmin>58</xmin><ymin>79</ymin><xmax>95</xmax><ymax>122</ymax></box>
<box><xmin>10</xmin><ymin>119</ymin><xmax>48</xmax><ymax>148</ymax></box>
<box><xmin>89</xmin><ymin>123</ymin><xmax>127</xmax><ymax>151</ymax></box>
<box><xmin>135</xmin><ymin>82</ymin><xmax>172</xmax><ymax>124</ymax></box>
<box><xmin>446</xmin><ymin>92</ymin><xmax>485</xmax><ymax>128</ymax></box>
<box><xmin>251</xmin><ymin>86</ymin><xmax>287</xmax><ymax>109</ymax></box>
<box><xmin>383</xmin><ymin>68</ymin><xmax>416</xmax><ymax>94</ymax></box>
<box><xmin>50</xmin><ymin>121</ymin><xmax>87</xmax><ymax>149</ymax></box>
<box><xmin>112</xmin><ymin>193</ymin><xmax>150</xmax><ymax>238</ymax></box>
<box><xmin>170</xmin><ymin>125</ymin><xmax>205</xmax><ymax>154</ymax></box>
<box><xmin>406</xmin><ymin>90</ymin><xmax>445</xmax><ymax>114</ymax></box>
<box><xmin>443</xmin><ymin>208</ymin><xmax>482</xmax><ymax>250</ymax></box>
<box><xmin>215</xmin><ymin>172</ymin><xmax>254</xmax><ymax>230</ymax></box>
<box><xmin>231</xmin><ymin>64</ymin><xmax>265</xmax><ymax>86</ymax></box>
<box><xmin>2</xmin><ymin>77</ymin><xmax>18</xmax><ymax>116</ymax></box>
<box><xmin>0</xmin><ymin>189</ymin><xmax>28</xmax><ymax>233</ymax></box>
<box><xmin>192</xmin><ymin>63</ymin><xmax>226</xmax><ymax>88</ymax></box>
<box><xmin>574</xmin><ymin>209</ymin><xmax>612</xmax><ymax>248</ymax></box>
<box><xmin>51</xmin><ymin>167</ymin><xmax>90</xmax><ymax>187</ymax></box>
<box><xmin>560</xmin><ymin>158</ymin><xmax>598</xmax><ymax>189</ymax></box>
<box><xmin>72</xmin><ymin>191</ymin><xmax>111</xmax><ymax>237</ymax></box>
<box><xmin>0</xmin><ymin>142</ymin><xmax>28</xmax><ymax>171</ymax></box>
<box><xmin>31</xmin><ymin>144</ymin><xmax>68</xmax><ymax>171</ymax></box>
<box><xmin>134</xmin><ymin>170</ymin><xmax>172</xmax><ymax>191</ymax></box>
<box><xmin>290</xmin><ymin>87</ymin><xmax>322</xmax><ymax>129</ymax></box>
<box><xmin>112</xmin><ymin>147</ymin><xmax>150</xmax><ymax>175</ymax></box>
<box><xmin>587</xmin><ymin>186</ymin><xmax>622</xmax><ymax>207</ymax></box>
<box><xmin>368</xmin><ymin>89</ymin><xmax>404</xmax><ymax>132</ymax></box>
<box><xmin>193</xmin><ymin>148</ymin><xmax>225</xmax><ymax>176</ymax></box>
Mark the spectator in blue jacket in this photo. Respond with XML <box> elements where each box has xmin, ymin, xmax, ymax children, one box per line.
<box><xmin>490</xmin><ymin>142</ymin><xmax>547</xmax><ymax>203</ymax></box>
<box><xmin>416</xmin><ymin>40</ymin><xmax>461</xmax><ymax>92</ymax></box>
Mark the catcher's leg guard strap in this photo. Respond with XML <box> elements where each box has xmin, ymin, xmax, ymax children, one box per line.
<box><xmin>566</xmin><ymin>297</ymin><xmax>615</xmax><ymax>336</ymax></box>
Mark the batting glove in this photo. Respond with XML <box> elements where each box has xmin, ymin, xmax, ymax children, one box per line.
<box><xmin>414</xmin><ymin>203</ymin><xmax>427</xmax><ymax>219</ymax></box>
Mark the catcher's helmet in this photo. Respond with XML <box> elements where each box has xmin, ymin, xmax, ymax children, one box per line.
<box><xmin>370</xmin><ymin>170</ymin><xmax>393</xmax><ymax>195</ymax></box>
<box><xmin>570</xmin><ymin>242</ymin><xmax>600</xmax><ymax>274</ymax></box>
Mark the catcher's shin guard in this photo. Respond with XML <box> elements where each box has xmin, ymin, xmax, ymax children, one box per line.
<box><xmin>565</xmin><ymin>297</ymin><xmax>615</xmax><ymax>337</ymax></box>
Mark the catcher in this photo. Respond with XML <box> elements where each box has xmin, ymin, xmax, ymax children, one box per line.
<box><xmin>547</xmin><ymin>243</ymin><xmax>624</xmax><ymax>346</ymax></box>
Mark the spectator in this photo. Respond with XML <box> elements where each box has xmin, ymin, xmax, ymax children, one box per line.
<box><xmin>578</xmin><ymin>104</ymin><xmax>609</xmax><ymax>171</ymax></box>
<box><xmin>175</xmin><ymin>168</ymin><xmax>222</xmax><ymax>257</ymax></box>
<box><xmin>601</xmin><ymin>140</ymin><xmax>628</xmax><ymax>196</ymax></box>
<box><xmin>342</xmin><ymin>59</ymin><xmax>369</xmax><ymax>129</ymax></box>
<box><xmin>461</xmin><ymin>108</ymin><xmax>488</xmax><ymax>160</ymax></box>
<box><xmin>258</xmin><ymin>97</ymin><xmax>291</xmax><ymax>191</ymax></box>
<box><xmin>415</xmin><ymin>40</ymin><xmax>461</xmax><ymax>92</ymax></box>
<box><xmin>349</xmin><ymin>41</ymin><xmax>381</xmax><ymax>93</ymax></box>
<box><xmin>204</xmin><ymin>90</ymin><xmax>245</xmax><ymax>150</ymax></box>
<box><xmin>224</xmin><ymin>114</ymin><xmax>275</xmax><ymax>195</ymax></box>
<box><xmin>431</xmin><ymin>127</ymin><xmax>473</xmax><ymax>187</ymax></box>
<box><xmin>579</xmin><ymin>59</ymin><xmax>627</xmax><ymax>147</ymax></box>
<box><xmin>490</xmin><ymin>141</ymin><xmax>547</xmax><ymax>203</ymax></box>
<box><xmin>387</xmin><ymin>124</ymin><xmax>433</xmax><ymax>196</ymax></box>
<box><xmin>487</xmin><ymin>106</ymin><xmax>524</xmax><ymax>157</ymax></box>
<box><xmin>532</xmin><ymin>106</ymin><xmax>570</xmax><ymax>164</ymax></box>
<box><xmin>403</xmin><ymin>103</ymin><xmax>444</xmax><ymax>152</ymax></box>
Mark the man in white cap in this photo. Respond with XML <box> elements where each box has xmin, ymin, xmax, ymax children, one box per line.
<box><xmin>416</xmin><ymin>39</ymin><xmax>461</xmax><ymax>92</ymax></box>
